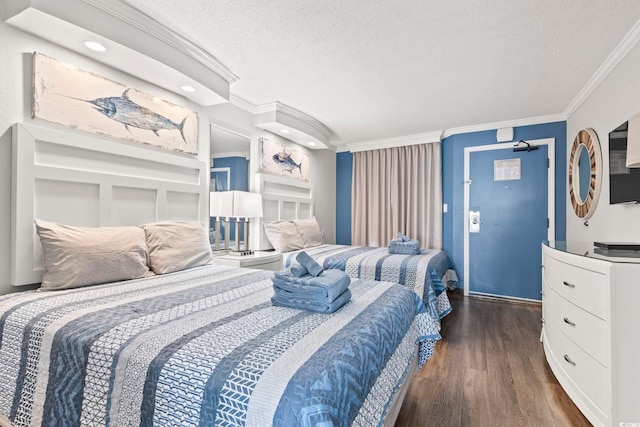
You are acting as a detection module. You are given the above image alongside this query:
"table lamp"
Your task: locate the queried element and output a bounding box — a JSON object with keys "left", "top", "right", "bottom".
{"left": 229, "top": 191, "right": 263, "bottom": 255}
{"left": 209, "top": 191, "right": 233, "bottom": 252}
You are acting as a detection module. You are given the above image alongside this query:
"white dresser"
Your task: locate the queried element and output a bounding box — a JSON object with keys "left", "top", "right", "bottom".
{"left": 542, "top": 242, "right": 640, "bottom": 427}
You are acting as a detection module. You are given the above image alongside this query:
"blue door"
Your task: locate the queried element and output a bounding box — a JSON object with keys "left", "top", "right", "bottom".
{"left": 468, "top": 145, "right": 549, "bottom": 300}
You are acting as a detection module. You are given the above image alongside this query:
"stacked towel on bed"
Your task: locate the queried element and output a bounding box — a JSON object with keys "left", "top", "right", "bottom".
{"left": 388, "top": 232, "right": 421, "bottom": 255}
{"left": 271, "top": 251, "right": 351, "bottom": 313}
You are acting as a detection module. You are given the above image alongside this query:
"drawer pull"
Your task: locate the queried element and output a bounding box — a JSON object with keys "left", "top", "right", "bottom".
{"left": 563, "top": 317, "right": 576, "bottom": 327}
{"left": 562, "top": 281, "right": 575, "bottom": 288}
{"left": 563, "top": 354, "right": 576, "bottom": 366}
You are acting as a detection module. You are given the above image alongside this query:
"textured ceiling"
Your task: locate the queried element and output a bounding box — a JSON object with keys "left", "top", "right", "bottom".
{"left": 123, "top": 0, "right": 640, "bottom": 146}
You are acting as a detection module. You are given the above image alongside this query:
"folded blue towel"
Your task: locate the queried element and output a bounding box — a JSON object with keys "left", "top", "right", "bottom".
{"left": 272, "top": 288, "right": 351, "bottom": 314}
{"left": 389, "top": 246, "right": 421, "bottom": 255}
{"left": 296, "top": 251, "right": 323, "bottom": 277}
{"left": 290, "top": 263, "right": 308, "bottom": 277}
{"left": 397, "top": 232, "right": 410, "bottom": 242}
{"left": 389, "top": 238, "right": 420, "bottom": 249}
{"left": 388, "top": 238, "right": 421, "bottom": 255}
{"left": 273, "top": 268, "right": 350, "bottom": 301}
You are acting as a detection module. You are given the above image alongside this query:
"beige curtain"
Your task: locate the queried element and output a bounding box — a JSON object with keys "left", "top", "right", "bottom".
{"left": 351, "top": 142, "right": 442, "bottom": 249}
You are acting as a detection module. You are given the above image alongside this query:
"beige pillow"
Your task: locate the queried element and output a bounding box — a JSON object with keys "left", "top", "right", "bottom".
{"left": 142, "top": 221, "right": 213, "bottom": 274}
{"left": 294, "top": 217, "right": 323, "bottom": 248}
{"left": 263, "top": 220, "right": 306, "bottom": 252}
{"left": 35, "top": 219, "right": 150, "bottom": 291}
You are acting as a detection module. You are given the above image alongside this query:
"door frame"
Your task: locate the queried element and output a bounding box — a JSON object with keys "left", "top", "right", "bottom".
{"left": 463, "top": 138, "right": 555, "bottom": 297}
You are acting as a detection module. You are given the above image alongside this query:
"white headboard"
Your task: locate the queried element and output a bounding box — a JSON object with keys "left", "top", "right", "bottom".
{"left": 252, "top": 173, "right": 314, "bottom": 250}
{"left": 11, "top": 123, "right": 207, "bottom": 287}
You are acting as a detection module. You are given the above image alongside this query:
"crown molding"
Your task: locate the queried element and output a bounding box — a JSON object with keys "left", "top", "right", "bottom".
{"left": 84, "top": 0, "right": 238, "bottom": 84}
{"left": 229, "top": 94, "right": 258, "bottom": 114}
{"left": 346, "top": 131, "right": 443, "bottom": 153}
{"left": 273, "top": 102, "right": 333, "bottom": 142}
{"left": 254, "top": 101, "right": 334, "bottom": 150}
{"left": 563, "top": 18, "right": 640, "bottom": 119}
{"left": 440, "top": 113, "right": 566, "bottom": 139}
{"left": 4, "top": 0, "right": 236, "bottom": 105}
{"left": 255, "top": 101, "right": 333, "bottom": 141}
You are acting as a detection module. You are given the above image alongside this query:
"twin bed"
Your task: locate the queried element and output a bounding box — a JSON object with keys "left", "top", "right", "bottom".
{"left": 1, "top": 123, "right": 458, "bottom": 426}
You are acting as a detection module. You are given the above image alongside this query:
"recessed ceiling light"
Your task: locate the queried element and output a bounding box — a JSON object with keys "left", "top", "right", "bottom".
{"left": 84, "top": 40, "right": 106, "bottom": 52}
{"left": 308, "top": 141, "right": 316, "bottom": 146}
{"left": 280, "top": 129, "right": 289, "bottom": 134}
{"left": 180, "top": 85, "right": 196, "bottom": 93}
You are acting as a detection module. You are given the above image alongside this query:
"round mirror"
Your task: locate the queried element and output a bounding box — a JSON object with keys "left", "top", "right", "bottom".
{"left": 569, "top": 128, "right": 602, "bottom": 219}
{"left": 577, "top": 144, "right": 591, "bottom": 203}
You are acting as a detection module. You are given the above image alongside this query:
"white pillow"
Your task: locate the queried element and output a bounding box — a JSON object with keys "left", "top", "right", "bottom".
{"left": 294, "top": 217, "right": 323, "bottom": 248}
{"left": 263, "top": 220, "right": 306, "bottom": 252}
{"left": 142, "top": 221, "right": 213, "bottom": 274}
{"left": 35, "top": 219, "right": 150, "bottom": 291}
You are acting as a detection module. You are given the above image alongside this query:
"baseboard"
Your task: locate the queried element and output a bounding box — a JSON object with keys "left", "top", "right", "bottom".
{"left": 468, "top": 291, "right": 542, "bottom": 305}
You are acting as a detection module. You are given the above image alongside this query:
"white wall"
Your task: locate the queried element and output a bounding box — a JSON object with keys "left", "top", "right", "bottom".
{"left": 566, "top": 39, "right": 640, "bottom": 242}
{"left": 207, "top": 103, "right": 255, "bottom": 138}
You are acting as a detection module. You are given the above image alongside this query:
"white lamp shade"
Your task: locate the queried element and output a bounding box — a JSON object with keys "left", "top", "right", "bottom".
{"left": 209, "top": 192, "right": 234, "bottom": 217}
{"left": 231, "top": 191, "right": 263, "bottom": 218}
{"left": 626, "top": 113, "right": 640, "bottom": 168}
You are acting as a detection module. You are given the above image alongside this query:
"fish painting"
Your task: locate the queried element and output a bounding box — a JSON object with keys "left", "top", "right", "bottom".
{"left": 273, "top": 149, "right": 303, "bottom": 175}
{"left": 32, "top": 52, "right": 199, "bottom": 154}
{"left": 69, "top": 89, "right": 189, "bottom": 143}
{"left": 259, "top": 137, "right": 309, "bottom": 181}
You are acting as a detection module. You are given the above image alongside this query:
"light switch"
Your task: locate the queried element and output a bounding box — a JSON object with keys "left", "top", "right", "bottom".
{"left": 443, "top": 203, "right": 448, "bottom": 213}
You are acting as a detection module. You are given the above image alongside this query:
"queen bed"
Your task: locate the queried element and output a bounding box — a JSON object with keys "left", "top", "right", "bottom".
{"left": 2, "top": 123, "right": 434, "bottom": 427}
{"left": 0, "top": 264, "right": 432, "bottom": 427}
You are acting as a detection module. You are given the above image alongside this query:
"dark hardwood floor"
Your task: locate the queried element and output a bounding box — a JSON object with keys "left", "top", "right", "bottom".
{"left": 395, "top": 291, "right": 592, "bottom": 427}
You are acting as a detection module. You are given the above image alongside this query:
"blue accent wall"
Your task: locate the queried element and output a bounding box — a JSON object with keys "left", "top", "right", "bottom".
{"left": 334, "top": 121, "right": 566, "bottom": 288}
{"left": 336, "top": 152, "right": 353, "bottom": 244}
{"left": 213, "top": 157, "right": 249, "bottom": 192}
{"left": 442, "top": 121, "right": 567, "bottom": 286}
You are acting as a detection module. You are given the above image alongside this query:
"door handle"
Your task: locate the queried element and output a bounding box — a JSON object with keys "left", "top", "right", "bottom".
{"left": 563, "top": 317, "right": 576, "bottom": 327}
{"left": 469, "top": 209, "right": 481, "bottom": 233}
{"left": 562, "top": 281, "right": 575, "bottom": 288}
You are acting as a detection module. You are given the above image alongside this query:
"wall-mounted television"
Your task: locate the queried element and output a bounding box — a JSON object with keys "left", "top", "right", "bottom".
{"left": 609, "top": 121, "right": 640, "bottom": 204}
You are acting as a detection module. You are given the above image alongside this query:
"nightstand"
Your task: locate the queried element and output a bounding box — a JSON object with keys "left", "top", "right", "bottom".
{"left": 212, "top": 251, "right": 283, "bottom": 271}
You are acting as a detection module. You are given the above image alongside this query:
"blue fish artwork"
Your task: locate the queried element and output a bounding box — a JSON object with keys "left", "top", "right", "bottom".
{"left": 273, "top": 150, "right": 303, "bottom": 175}
{"left": 71, "top": 89, "right": 189, "bottom": 143}
{"left": 33, "top": 53, "right": 199, "bottom": 154}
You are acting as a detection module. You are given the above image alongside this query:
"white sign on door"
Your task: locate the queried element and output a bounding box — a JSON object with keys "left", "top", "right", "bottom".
{"left": 494, "top": 158, "right": 521, "bottom": 181}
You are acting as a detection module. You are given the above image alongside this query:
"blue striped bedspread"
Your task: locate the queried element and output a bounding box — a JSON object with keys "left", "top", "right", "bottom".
{"left": 0, "top": 265, "right": 436, "bottom": 427}
{"left": 283, "top": 244, "right": 459, "bottom": 323}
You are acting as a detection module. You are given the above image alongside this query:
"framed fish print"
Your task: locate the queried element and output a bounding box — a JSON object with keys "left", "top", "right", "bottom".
{"left": 32, "top": 52, "right": 199, "bottom": 154}
{"left": 259, "top": 137, "right": 310, "bottom": 182}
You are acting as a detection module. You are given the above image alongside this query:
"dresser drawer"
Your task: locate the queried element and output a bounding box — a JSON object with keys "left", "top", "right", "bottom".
{"left": 545, "top": 320, "right": 608, "bottom": 413}
{"left": 544, "top": 255, "right": 607, "bottom": 319}
{"left": 548, "top": 289, "right": 608, "bottom": 366}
